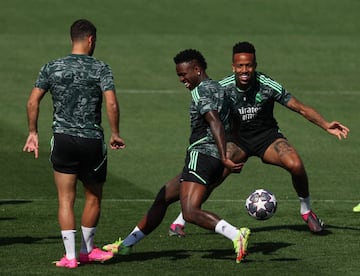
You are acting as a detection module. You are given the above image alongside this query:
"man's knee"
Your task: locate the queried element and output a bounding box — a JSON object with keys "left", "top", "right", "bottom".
{"left": 286, "top": 158, "right": 305, "bottom": 175}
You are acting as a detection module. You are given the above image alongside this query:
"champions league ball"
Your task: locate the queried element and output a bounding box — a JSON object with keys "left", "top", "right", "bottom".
{"left": 245, "top": 189, "right": 277, "bottom": 220}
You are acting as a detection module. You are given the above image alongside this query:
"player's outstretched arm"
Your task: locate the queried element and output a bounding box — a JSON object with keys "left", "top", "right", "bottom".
{"left": 286, "top": 97, "right": 350, "bottom": 140}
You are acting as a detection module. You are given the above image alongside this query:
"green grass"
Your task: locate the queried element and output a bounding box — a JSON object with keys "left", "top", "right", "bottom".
{"left": 1, "top": 0, "right": 360, "bottom": 275}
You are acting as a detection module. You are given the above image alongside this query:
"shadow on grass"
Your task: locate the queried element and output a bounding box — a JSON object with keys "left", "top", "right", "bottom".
{"left": 102, "top": 241, "right": 298, "bottom": 265}
{"left": 0, "top": 236, "right": 59, "bottom": 246}
{"left": 104, "top": 248, "right": 255, "bottom": 264}
{"left": 251, "top": 224, "right": 332, "bottom": 235}
{"left": 105, "top": 250, "right": 192, "bottom": 264}
{"left": 202, "top": 241, "right": 297, "bottom": 263}
{"left": 251, "top": 223, "right": 360, "bottom": 235}
{"left": 325, "top": 224, "right": 360, "bottom": 231}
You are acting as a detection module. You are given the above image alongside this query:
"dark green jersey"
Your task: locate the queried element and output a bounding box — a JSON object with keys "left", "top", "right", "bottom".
{"left": 35, "top": 54, "right": 115, "bottom": 139}
{"left": 187, "top": 79, "right": 230, "bottom": 159}
{"left": 219, "top": 72, "right": 292, "bottom": 135}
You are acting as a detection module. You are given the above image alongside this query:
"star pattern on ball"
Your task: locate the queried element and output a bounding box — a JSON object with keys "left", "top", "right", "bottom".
{"left": 255, "top": 198, "right": 268, "bottom": 211}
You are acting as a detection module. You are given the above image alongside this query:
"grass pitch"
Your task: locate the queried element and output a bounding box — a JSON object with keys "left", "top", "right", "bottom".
{"left": 1, "top": 0, "right": 359, "bottom": 275}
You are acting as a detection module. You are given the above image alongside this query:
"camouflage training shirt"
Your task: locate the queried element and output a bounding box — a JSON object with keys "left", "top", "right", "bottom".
{"left": 187, "top": 78, "right": 230, "bottom": 159}
{"left": 35, "top": 54, "right": 115, "bottom": 139}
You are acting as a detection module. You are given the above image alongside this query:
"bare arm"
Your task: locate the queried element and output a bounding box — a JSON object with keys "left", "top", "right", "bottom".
{"left": 103, "top": 90, "right": 125, "bottom": 149}
{"left": 23, "top": 87, "right": 46, "bottom": 158}
{"left": 205, "top": 110, "right": 243, "bottom": 172}
{"left": 286, "top": 96, "right": 349, "bottom": 140}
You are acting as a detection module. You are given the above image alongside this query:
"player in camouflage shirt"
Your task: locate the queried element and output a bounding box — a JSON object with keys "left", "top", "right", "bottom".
{"left": 35, "top": 54, "right": 115, "bottom": 139}
{"left": 103, "top": 49, "right": 250, "bottom": 264}
{"left": 187, "top": 77, "right": 231, "bottom": 160}
{"left": 23, "top": 19, "right": 125, "bottom": 268}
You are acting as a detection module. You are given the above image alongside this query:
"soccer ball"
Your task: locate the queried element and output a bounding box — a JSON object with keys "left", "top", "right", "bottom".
{"left": 245, "top": 189, "right": 277, "bottom": 220}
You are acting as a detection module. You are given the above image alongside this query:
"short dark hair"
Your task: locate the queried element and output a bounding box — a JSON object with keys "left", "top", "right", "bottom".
{"left": 173, "top": 49, "right": 207, "bottom": 70}
{"left": 70, "top": 19, "right": 96, "bottom": 42}
{"left": 232, "top": 41, "right": 256, "bottom": 61}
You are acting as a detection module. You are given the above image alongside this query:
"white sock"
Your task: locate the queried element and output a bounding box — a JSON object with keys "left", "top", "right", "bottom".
{"left": 122, "top": 226, "right": 146, "bottom": 247}
{"left": 299, "top": 196, "right": 311, "bottom": 215}
{"left": 80, "top": 226, "right": 96, "bottom": 254}
{"left": 172, "top": 212, "right": 186, "bottom": 226}
{"left": 61, "top": 230, "right": 76, "bottom": 259}
{"left": 215, "top": 219, "right": 239, "bottom": 240}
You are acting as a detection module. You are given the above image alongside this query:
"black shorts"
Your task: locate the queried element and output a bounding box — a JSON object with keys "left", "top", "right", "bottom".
{"left": 228, "top": 127, "right": 286, "bottom": 157}
{"left": 50, "top": 133, "right": 107, "bottom": 184}
{"left": 181, "top": 150, "right": 224, "bottom": 186}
